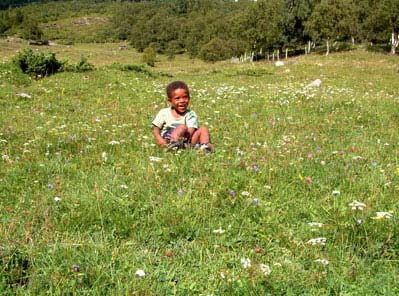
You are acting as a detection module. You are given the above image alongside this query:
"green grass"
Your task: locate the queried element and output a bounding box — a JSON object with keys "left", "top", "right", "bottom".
{"left": 0, "top": 44, "right": 399, "bottom": 295}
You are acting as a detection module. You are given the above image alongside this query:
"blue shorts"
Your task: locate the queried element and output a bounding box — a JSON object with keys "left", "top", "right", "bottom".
{"left": 162, "top": 128, "right": 174, "bottom": 140}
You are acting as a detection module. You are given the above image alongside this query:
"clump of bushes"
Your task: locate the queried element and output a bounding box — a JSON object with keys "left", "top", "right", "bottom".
{"left": 64, "top": 55, "right": 95, "bottom": 72}
{"left": 12, "top": 48, "right": 63, "bottom": 78}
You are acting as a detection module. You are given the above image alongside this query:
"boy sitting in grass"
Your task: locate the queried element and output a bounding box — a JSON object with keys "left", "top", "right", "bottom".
{"left": 152, "top": 80, "right": 213, "bottom": 153}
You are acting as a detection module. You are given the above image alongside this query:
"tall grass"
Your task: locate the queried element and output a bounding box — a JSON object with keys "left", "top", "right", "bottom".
{"left": 0, "top": 48, "right": 398, "bottom": 295}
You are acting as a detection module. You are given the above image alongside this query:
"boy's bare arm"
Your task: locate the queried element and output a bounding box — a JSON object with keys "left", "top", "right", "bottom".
{"left": 153, "top": 126, "right": 166, "bottom": 146}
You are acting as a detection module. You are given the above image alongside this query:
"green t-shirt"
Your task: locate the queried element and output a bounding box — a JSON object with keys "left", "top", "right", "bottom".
{"left": 152, "top": 107, "right": 198, "bottom": 137}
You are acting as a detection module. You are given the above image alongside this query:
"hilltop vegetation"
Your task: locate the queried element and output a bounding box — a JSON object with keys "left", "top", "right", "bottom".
{"left": 0, "top": 0, "right": 398, "bottom": 61}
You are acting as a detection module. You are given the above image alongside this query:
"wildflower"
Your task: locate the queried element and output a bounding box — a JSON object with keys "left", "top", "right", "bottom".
{"left": 332, "top": 190, "right": 340, "bottom": 196}
{"left": 240, "top": 258, "right": 251, "bottom": 269}
{"left": 307, "top": 237, "right": 327, "bottom": 246}
{"left": 372, "top": 212, "right": 393, "bottom": 220}
{"left": 154, "top": 104, "right": 159, "bottom": 110}
{"left": 314, "top": 259, "right": 329, "bottom": 265}
{"left": 259, "top": 264, "right": 271, "bottom": 275}
{"left": 252, "top": 198, "right": 259, "bottom": 204}
{"left": 348, "top": 200, "right": 366, "bottom": 211}
{"left": 95, "top": 117, "right": 101, "bottom": 122}
{"left": 108, "top": 140, "right": 120, "bottom": 145}
{"left": 254, "top": 246, "right": 263, "bottom": 253}
{"left": 212, "top": 228, "right": 225, "bottom": 234}
{"left": 177, "top": 189, "right": 183, "bottom": 195}
{"left": 72, "top": 265, "right": 80, "bottom": 272}
{"left": 165, "top": 250, "right": 173, "bottom": 257}
{"left": 229, "top": 190, "right": 236, "bottom": 196}
{"left": 135, "top": 269, "right": 145, "bottom": 277}
{"left": 305, "top": 177, "right": 312, "bottom": 183}
{"left": 320, "top": 160, "right": 326, "bottom": 165}
{"left": 54, "top": 197, "right": 61, "bottom": 202}
{"left": 372, "top": 162, "right": 378, "bottom": 167}
{"left": 356, "top": 219, "right": 362, "bottom": 225}
{"left": 308, "top": 222, "right": 323, "bottom": 228}
{"left": 149, "top": 156, "right": 163, "bottom": 162}
{"left": 252, "top": 164, "right": 260, "bottom": 172}
{"left": 316, "top": 146, "right": 321, "bottom": 152}
{"left": 48, "top": 183, "right": 54, "bottom": 190}
{"left": 241, "top": 191, "right": 250, "bottom": 196}
{"left": 120, "top": 184, "right": 128, "bottom": 189}
{"left": 102, "top": 152, "right": 108, "bottom": 162}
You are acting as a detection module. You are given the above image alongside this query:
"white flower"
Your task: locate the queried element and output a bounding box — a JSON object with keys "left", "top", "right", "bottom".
{"left": 348, "top": 200, "right": 366, "bottom": 211}
{"left": 259, "top": 264, "right": 271, "bottom": 275}
{"left": 314, "top": 259, "right": 329, "bottom": 265}
{"left": 307, "top": 237, "right": 327, "bottom": 246}
{"left": 241, "top": 191, "right": 250, "bottom": 196}
{"left": 308, "top": 222, "right": 323, "bottom": 228}
{"left": 372, "top": 212, "right": 393, "bottom": 220}
{"left": 135, "top": 269, "right": 145, "bottom": 277}
{"left": 212, "top": 228, "right": 225, "bottom": 234}
{"left": 54, "top": 197, "right": 61, "bottom": 202}
{"left": 332, "top": 190, "right": 341, "bottom": 196}
{"left": 120, "top": 184, "right": 128, "bottom": 189}
{"left": 108, "top": 140, "right": 120, "bottom": 145}
{"left": 240, "top": 258, "right": 251, "bottom": 269}
{"left": 102, "top": 152, "right": 108, "bottom": 162}
{"left": 149, "top": 156, "right": 163, "bottom": 162}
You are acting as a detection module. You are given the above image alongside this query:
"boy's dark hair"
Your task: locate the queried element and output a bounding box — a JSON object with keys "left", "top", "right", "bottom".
{"left": 166, "top": 81, "right": 190, "bottom": 99}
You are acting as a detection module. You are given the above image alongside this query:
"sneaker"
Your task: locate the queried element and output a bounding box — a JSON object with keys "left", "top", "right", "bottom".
{"left": 196, "top": 143, "right": 212, "bottom": 154}
{"left": 166, "top": 141, "right": 182, "bottom": 150}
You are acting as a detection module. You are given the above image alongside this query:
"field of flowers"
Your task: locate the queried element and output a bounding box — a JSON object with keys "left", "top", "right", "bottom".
{"left": 0, "top": 48, "right": 398, "bottom": 295}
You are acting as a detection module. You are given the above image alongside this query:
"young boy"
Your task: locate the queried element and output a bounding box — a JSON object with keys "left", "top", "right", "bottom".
{"left": 152, "top": 81, "right": 213, "bottom": 152}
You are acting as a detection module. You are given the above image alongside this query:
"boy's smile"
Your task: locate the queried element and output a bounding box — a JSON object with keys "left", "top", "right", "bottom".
{"left": 169, "top": 88, "right": 190, "bottom": 115}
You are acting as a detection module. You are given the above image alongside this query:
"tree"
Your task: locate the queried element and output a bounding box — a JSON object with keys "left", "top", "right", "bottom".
{"left": 305, "top": 0, "right": 358, "bottom": 55}
{"left": 142, "top": 46, "right": 156, "bottom": 67}
{"left": 199, "top": 37, "right": 234, "bottom": 62}
{"left": 367, "top": 0, "right": 399, "bottom": 54}
{"left": 20, "top": 16, "right": 43, "bottom": 41}
{"left": 242, "top": 0, "right": 285, "bottom": 55}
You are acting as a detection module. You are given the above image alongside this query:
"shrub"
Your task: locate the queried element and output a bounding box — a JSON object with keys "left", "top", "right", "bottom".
{"left": 142, "top": 47, "right": 156, "bottom": 67}
{"left": 73, "top": 55, "right": 95, "bottom": 72}
{"left": 199, "top": 38, "right": 234, "bottom": 62}
{"left": 12, "top": 48, "right": 63, "bottom": 78}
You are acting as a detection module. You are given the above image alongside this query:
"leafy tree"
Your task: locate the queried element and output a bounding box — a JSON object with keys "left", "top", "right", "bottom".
{"left": 20, "top": 16, "right": 43, "bottom": 41}
{"left": 142, "top": 46, "right": 156, "bottom": 67}
{"left": 199, "top": 37, "right": 234, "bottom": 62}
{"left": 305, "top": 0, "right": 358, "bottom": 55}
{"left": 242, "top": 0, "right": 285, "bottom": 54}
{"left": 367, "top": 0, "right": 399, "bottom": 54}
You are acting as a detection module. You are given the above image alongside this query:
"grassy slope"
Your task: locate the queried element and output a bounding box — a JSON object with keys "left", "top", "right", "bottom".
{"left": 0, "top": 45, "right": 399, "bottom": 295}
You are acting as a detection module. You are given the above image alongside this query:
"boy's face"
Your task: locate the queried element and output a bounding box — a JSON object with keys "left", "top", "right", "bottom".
{"left": 168, "top": 88, "right": 190, "bottom": 115}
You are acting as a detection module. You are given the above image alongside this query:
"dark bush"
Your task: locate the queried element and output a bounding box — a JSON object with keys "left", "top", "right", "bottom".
{"left": 12, "top": 48, "right": 63, "bottom": 78}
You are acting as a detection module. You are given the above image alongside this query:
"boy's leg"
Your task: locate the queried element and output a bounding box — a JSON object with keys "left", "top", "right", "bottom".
{"left": 169, "top": 124, "right": 189, "bottom": 142}
{"left": 191, "top": 126, "right": 213, "bottom": 148}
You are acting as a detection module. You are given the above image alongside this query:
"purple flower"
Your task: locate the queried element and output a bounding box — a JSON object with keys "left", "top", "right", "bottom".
{"left": 253, "top": 164, "right": 260, "bottom": 172}
{"left": 177, "top": 189, "right": 183, "bottom": 195}
{"left": 72, "top": 265, "right": 80, "bottom": 272}
{"left": 316, "top": 146, "right": 321, "bottom": 152}
{"left": 48, "top": 184, "right": 54, "bottom": 189}
{"left": 229, "top": 190, "right": 236, "bottom": 196}
{"left": 356, "top": 219, "right": 362, "bottom": 225}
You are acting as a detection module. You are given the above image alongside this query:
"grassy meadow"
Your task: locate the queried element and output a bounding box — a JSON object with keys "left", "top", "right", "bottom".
{"left": 0, "top": 42, "right": 399, "bottom": 295}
